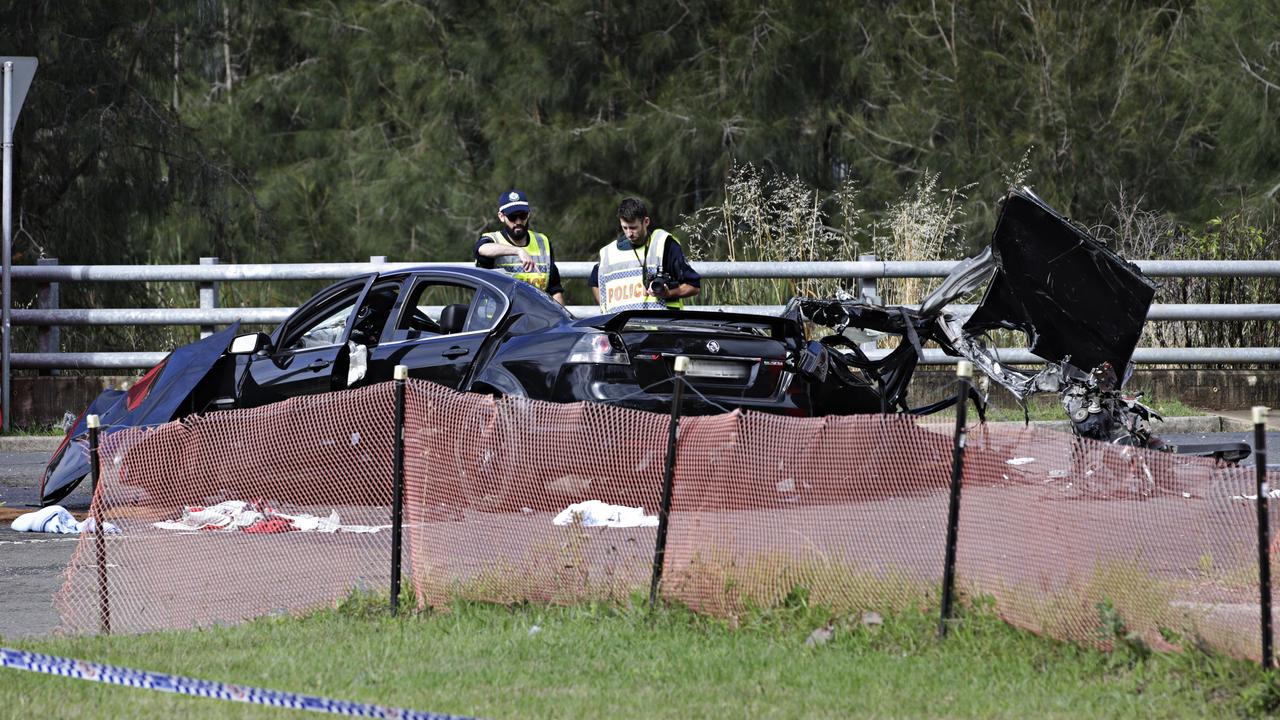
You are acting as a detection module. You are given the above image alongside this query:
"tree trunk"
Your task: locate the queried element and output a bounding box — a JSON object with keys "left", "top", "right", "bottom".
{"left": 172, "top": 24, "right": 180, "bottom": 112}
{"left": 223, "top": 4, "right": 233, "bottom": 100}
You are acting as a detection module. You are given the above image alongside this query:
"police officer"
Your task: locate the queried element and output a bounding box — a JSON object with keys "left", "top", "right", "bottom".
{"left": 475, "top": 189, "right": 565, "bottom": 305}
{"left": 590, "top": 197, "right": 700, "bottom": 312}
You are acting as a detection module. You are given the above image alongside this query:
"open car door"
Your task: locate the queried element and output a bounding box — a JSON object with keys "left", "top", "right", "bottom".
{"left": 241, "top": 274, "right": 376, "bottom": 405}
{"left": 367, "top": 273, "right": 509, "bottom": 389}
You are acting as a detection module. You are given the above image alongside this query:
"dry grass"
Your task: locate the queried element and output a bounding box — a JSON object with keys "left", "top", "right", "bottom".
{"left": 664, "top": 547, "right": 933, "bottom": 619}
{"left": 679, "top": 164, "right": 973, "bottom": 310}
{"left": 1094, "top": 190, "right": 1280, "bottom": 350}
{"left": 871, "top": 170, "right": 971, "bottom": 306}
{"left": 679, "top": 164, "right": 863, "bottom": 305}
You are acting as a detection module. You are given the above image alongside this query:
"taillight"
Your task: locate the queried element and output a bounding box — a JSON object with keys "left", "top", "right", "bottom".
{"left": 566, "top": 332, "right": 630, "bottom": 365}
{"left": 127, "top": 358, "right": 168, "bottom": 411}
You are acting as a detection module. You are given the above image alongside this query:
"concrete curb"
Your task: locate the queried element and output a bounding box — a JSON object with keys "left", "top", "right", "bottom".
{"left": 0, "top": 436, "right": 63, "bottom": 453}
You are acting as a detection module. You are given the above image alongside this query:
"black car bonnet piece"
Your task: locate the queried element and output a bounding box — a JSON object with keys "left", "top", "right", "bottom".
{"left": 963, "top": 190, "right": 1158, "bottom": 373}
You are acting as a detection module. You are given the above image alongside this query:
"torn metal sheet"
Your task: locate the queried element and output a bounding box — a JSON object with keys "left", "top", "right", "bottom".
{"left": 962, "top": 189, "right": 1159, "bottom": 373}
{"left": 39, "top": 323, "right": 243, "bottom": 504}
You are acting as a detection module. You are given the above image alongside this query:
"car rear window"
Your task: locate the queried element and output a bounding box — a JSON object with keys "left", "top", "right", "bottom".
{"left": 620, "top": 318, "right": 776, "bottom": 337}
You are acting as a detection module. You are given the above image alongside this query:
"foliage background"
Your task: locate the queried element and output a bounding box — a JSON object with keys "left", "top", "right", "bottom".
{"left": 2, "top": 0, "right": 1278, "bottom": 317}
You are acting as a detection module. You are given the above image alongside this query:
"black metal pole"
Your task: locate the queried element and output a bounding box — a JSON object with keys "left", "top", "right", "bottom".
{"left": 939, "top": 361, "right": 972, "bottom": 638}
{"left": 89, "top": 414, "right": 110, "bottom": 636}
{"left": 650, "top": 356, "right": 689, "bottom": 608}
{"left": 1255, "top": 406, "right": 1272, "bottom": 668}
{"left": 391, "top": 365, "right": 407, "bottom": 616}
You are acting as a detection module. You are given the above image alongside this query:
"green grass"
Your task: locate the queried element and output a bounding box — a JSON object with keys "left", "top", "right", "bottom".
{"left": 4, "top": 594, "right": 1278, "bottom": 719}
{"left": 0, "top": 423, "right": 66, "bottom": 436}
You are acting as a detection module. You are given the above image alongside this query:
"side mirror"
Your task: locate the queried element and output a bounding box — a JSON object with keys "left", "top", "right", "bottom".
{"left": 229, "top": 332, "right": 271, "bottom": 355}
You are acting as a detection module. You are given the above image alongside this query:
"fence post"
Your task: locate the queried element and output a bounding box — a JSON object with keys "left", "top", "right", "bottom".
{"left": 939, "top": 360, "right": 972, "bottom": 638}
{"left": 1256, "top": 405, "right": 1272, "bottom": 668}
{"left": 650, "top": 355, "right": 689, "bottom": 609}
{"left": 36, "top": 257, "right": 59, "bottom": 376}
{"left": 88, "top": 414, "right": 110, "bottom": 635}
{"left": 391, "top": 365, "right": 407, "bottom": 616}
{"left": 198, "top": 257, "right": 219, "bottom": 339}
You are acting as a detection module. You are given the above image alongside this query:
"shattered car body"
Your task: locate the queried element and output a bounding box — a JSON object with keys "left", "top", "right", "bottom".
{"left": 41, "top": 187, "right": 1245, "bottom": 505}
{"left": 790, "top": 188, "right": 1249, "bottom": 461}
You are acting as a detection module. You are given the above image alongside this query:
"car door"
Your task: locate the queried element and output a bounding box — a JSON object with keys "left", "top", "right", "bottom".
{"left": 245, "top": 274, "right": 376, "bottom": 403}
{"left": 368, "top": 274, "right": 509, "bottom": 389}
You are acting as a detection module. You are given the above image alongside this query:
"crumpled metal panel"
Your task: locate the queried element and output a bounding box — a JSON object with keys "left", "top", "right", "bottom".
{"left": 963, "top": 189, "right": 1158, "bottom": 373}
{"left": 39, "top": 323, "right": 242, "bottom": 504}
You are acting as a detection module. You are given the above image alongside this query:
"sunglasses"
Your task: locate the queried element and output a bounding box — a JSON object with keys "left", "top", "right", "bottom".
{"left": 505, "top": 212, "right": 530, "bottom": 223}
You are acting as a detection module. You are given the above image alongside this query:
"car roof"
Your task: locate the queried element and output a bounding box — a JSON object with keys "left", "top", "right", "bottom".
{"left": 374, "top": 264, "right": 521, "bottom": 289}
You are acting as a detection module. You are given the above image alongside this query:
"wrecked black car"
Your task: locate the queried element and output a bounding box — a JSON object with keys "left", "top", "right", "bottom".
{"left": 41, "top": 267, "right": 821, "bottom": 503}
{"left": 40, "top": 187, "right": 1245, "bottom": 505}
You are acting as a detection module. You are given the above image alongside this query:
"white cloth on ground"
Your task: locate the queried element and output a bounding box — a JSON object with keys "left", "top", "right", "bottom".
{"left": 552, "top": 500, "right": 658, "bottom": 528}
{"left": 152, "top": 500, "right": 387, "bottom": 534}
{"left": 152, "top": 500, "right": 263, "bottom": 531}
{"left": 11, "top": 505, "right": 120, "bottom": 534}
{"left": 274, "top": 510, "right": 384, "bottom": 534}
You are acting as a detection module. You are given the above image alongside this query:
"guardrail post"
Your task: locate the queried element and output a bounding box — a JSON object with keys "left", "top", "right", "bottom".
{"left": 391, "top": 364, "right": 407, "bottom": 616}
{"left": 650, "top": 355, "right": 689, "bottom": 609}
{"left": 36, "top": 257, "right": 59, "bottom": 376}
{"left": 88, "top": 414, "right": 110, "bottom": 635}
{"left": 198, "top": 256, "right": 218, "bottom": 339}
{"left": 857, "top": 253, "right": 878, "bottom": 301}
{"left": 1255, "top": 405, "right": 1272, "bottom": 668}
{"left": 857, "top": 253, "right": 880, "bottom": 353}
{"left": 370, "top": 255, "right": 387, "bottom": 265}
{"left": 939, "top": 360, "right": 973, "bottom": 638}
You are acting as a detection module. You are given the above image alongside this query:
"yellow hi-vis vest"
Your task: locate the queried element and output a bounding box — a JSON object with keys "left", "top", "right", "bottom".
{"left": 483, "top": 230, "right": 552, "bottom": 291}
{"left": 597, "top": 229, "right": 684, "bottom": 312}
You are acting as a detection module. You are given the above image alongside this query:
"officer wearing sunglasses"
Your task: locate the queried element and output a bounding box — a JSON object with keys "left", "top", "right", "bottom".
{"left": 475, "top": 189, "right": 565, "bottom": 305}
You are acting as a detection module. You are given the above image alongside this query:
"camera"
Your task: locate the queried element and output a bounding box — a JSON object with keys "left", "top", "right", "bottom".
{"left": 646, "top": 271, "right": 678, "bottom": 294}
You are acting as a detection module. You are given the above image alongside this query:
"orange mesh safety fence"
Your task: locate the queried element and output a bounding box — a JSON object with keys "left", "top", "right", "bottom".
{"left": 404, "top": 383, "right": 664, "bottom": 608}
{"left": 952, "top": 422, "right": 1270, "bottom": 659}
{"left": 660, "top": 412, "right": 954, "bottom": 616}
{"left": 55, "top": 379, "right": 1279, "bottom": 662}
{"left": 57, "top": 383, "right": 396, "bottom": 635}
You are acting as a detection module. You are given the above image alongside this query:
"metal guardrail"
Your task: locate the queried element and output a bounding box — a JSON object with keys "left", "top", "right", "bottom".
{"left": 13, "top": 259, "right": 1280, "bottom": 281}
{"left": 6, "top": 257, "right": 1280, "bottom": 370}
{"left": 13, "top": 303, "right": 1280, "bottom": 326}
{"left": 14, "top": 347, "right": 1280, "bottom": 371}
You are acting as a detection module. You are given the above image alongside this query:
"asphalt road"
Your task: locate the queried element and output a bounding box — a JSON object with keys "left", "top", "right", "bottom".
{"left": 0, "top": 450, "right": 94, "bottom": 641}
{"left": 0, "top": 428, "right": 1277, "bottom": 641}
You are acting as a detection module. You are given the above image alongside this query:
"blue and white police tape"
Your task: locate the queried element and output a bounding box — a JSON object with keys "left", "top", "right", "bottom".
{"left": 2, "top": 647, "right": 478, "bottom": 719}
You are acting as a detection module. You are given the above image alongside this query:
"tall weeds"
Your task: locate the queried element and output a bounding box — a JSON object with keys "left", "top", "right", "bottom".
{"left": 870, "top": 171, "right": 970, "bottom": 306}
{"left": 679, "top": 164, "right": 970, "bottom": 308}
{"left": 1095, "top": 192, "right": 1280, "bottom": 350}
{"left": 679, "top": 164, "right": 863, "bottom": 305}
